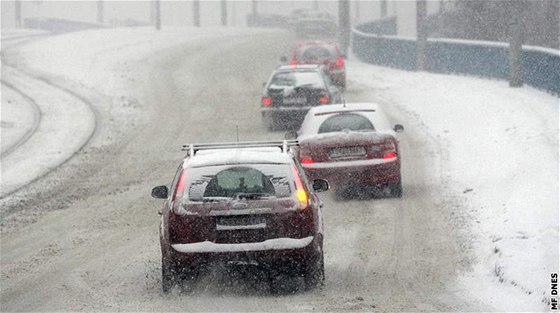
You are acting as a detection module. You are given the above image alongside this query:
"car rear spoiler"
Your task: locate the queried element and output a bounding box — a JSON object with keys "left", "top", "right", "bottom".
{"left": 181, "top": 140, "right": 299, "bottom": 156}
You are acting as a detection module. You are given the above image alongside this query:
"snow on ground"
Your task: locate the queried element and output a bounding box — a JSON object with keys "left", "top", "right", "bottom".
{"left": 1, "top": 26, "right": 277, "bottom": 197}
{"left": 9, "top": 26, "right": 276, "bottom": 94}
{"left": 1, "top": 25, "right": 557, "bottom": 310}
{"left": 1, "top": 63, "right": 96, "bottom": 197}
{"left": 0, "top": 81, "right": 37, "bottom": 155}
{"left": 347, "top": 59, "right": 559, "bottom": 311}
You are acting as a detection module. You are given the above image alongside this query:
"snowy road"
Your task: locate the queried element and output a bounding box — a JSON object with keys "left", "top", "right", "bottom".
{"left": 0, "top": 28, "right": 556, "bottom": 311}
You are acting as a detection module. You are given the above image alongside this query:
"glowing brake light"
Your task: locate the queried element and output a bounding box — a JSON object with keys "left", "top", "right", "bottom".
{"left": 289, "top": 60, "right": 297, "bottom": 65}
{"left": 373, "top": 141, "right": 397, "bottom": 159}
{"left": 336, "top": 57, "right": 344, "bottom": 67}
{"left": 261, "top": 96, "right": 272, "bottom": 106}
{"left": 300, "top": 157, "right": 314, "bottom": 164}
{"left": 172, "top": 169, "right": 187, "bottom": 207}
{"left": 383, "top": 151, "right": 397, "bottom": 159}
{"left": 318, "top": 95, "right": 329, "bottom": 104}
{"left": 290, "top": 165, "right": 309, "bottom": 209}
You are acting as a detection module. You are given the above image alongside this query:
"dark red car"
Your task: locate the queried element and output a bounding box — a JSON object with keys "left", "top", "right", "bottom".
{"left": 283, "top": 40, "right": 346, "bottom": 89}
{"left": 151, "top": 141, "right": 329, "bottom": 293}
{"left": 286, "top": 103, "right": 404, "bottom": 198}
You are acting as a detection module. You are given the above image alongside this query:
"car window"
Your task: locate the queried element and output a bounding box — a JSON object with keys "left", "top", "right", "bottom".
{"left": 185, "top": 164, "right": 292, "bottom": 202}
{"left": 270, "top": 71, "right": 325, "bottom": 89}
{"left": 318, "top": 113, "right": 375, "bottom": 134}
{"left": 297, "top": 46, "right": 336, "bottom": 62}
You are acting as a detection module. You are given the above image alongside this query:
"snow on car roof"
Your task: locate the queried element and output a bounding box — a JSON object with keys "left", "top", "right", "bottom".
{"left": 276, "top": 64, "right": 322, "bottom": 71}
{"left": 298, "top": 103, "right": 394, "bottom": 137}
{"left": 295, "top": 40, "right": 338, "bottom": 47}
{"left": 184, "top": 147, "right": 292, "bottom": 168}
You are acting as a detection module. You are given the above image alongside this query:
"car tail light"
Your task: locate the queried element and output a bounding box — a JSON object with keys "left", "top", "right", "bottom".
{"left": 290, "top": 165, "right": 309, "bottom": 210}
{"left": 383, "top": 151, "right": 397, "bottom": 159}
{"left": 373, "top": 141, "right": 397, "bottom": 159}
{"left": 300, "top": 157, "right": 314, "bottom": 164}
{"left": 336, "top": 57, "right": 344, "bottom": 67}
{"left": 261, "top": 96, "right": 272, "bottom": 106}
{"left": 318, "top": 95, "right": 330, "bottom": 104}
{"left": 171, "top": 169, "right": 187, "bottom": 209}
{"left": 290, "top": 60, "right": 297, "bottom": 65}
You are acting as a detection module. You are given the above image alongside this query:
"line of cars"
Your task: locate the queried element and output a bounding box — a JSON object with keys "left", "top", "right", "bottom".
{"left": 151, "top": 40, "right": 405, "bottom": 293}
{"left": 260, "top": 40, "right": 346, "bottom": 130}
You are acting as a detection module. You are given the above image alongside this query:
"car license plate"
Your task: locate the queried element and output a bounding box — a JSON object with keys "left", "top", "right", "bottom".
{"left": 216, "top": 216, "right": 266, "bottom": 231}
{"left": 329, "top": 146, "right": 366, "bottom": 158}
{"left": 283, "top": 97, "right": 307, "bottom": 105}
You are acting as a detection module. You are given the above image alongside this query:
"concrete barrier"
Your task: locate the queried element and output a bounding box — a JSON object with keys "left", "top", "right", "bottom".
{"left": 352, "top": 28, "right": 560, "bottom": 95}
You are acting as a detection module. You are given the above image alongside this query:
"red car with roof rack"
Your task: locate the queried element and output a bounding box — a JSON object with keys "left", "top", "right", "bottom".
{"left": 282, "top": 40, "right": 346, "bottom": 90}
{"left": 151, "top": 140, "right": 329, "bottom": 293}
{"left": 286, "top": 103, "right": 404, "bottom": 198}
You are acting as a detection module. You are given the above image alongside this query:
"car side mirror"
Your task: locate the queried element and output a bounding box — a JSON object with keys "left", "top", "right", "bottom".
{"left": 312, "top": 179, "right": 329, "bottom": 192}
{"left": 280, "top": 56, "right": 288, "bottom": 62}
{"left": 262, "top": 81, "right": 267, "bottom": 87}
{"left": 393, "top": 124, "right": 404, "bottom": 133}
{"left": 285, "top": 130, "right": 298, "bottom": 140}
{"left": 151, "top": 185, "right": 168, "bottom": 199}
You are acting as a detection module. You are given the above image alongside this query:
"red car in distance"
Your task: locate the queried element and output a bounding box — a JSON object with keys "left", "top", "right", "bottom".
{"left": 286, "top": 103, "right": 404, "bottom": 198}
{"left": 282, "top": 40, "right": 346, "bottom": 90}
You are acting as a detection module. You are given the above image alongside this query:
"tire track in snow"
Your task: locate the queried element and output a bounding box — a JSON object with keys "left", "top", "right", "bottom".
{"left": 0, "top": 64, "right": 100, "bottom": 199}
{"left": 0, "top": 81, "right": 42, "bottom": 157}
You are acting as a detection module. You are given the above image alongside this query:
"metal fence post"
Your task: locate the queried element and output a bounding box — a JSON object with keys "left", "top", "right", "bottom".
{"left": 193, "top": 0, "right": 200, "bottom": 27}
{"left": 221, "top": 0, "right": 227, "bottom": 26}
{"left": 15, "top": 0, "right": 22, "bottom": 28}
{"left": 509, "top": 0, "right": 524, "bottom": 87}
{"left": 97, "top": 0, "right": 103, "bottom": 24}
{"left": 416, "top": 0, "right": 427, "bottom": 71}
{"left": 154, "top": 0, "right": 161, "bottom": 30}
{"left": 380, "top": 0, "right": 387, "bottom": 18}
{"left": 338, "top": 0, "right": 351, "bottom": 56}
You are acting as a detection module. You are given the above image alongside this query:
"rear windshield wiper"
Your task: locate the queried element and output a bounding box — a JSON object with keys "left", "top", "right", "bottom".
{"left": 201, "top": 197, "right": 230, "bottom": 203}
{"left": 233, "top": 193, "right": 275, "bottom": 200}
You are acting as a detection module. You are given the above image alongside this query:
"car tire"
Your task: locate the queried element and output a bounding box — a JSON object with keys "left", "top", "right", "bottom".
{"left": 161, "top": 257, "right": 177, "bottom": 293}
{"left": 262, "top": 112, "right": 276, "bottom": 131}
{"left": 334, "top": 186, "right": 349, "bottom": 201}
{"left": 390, "top": 176, "right": 403, "bottom": 198}
{"left": 337, "top": 80, "right": 346, "bottom": 91}
{"left": 303, "top": 250, "right": 325, "bottom": 291}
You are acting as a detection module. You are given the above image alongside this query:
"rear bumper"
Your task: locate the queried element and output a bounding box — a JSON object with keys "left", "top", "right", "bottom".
{"left": 303, "top": 158, "right": 400, "bottom": 186}
{"left": 172, "top": 236, "right": 313, "bottom": 254}
{"left": 169, "top": 235, "right": 320, "bottom": 267}
{"left": 261, "top": 106, "right": 313, "bottom": 113}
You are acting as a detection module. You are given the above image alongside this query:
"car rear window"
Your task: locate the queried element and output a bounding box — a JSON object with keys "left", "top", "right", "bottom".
{"left": 318, "top": 113, "right": 375, "bottom": 134}
{"left": 269, "top": 71, "right": 325, "bottom": 89}
{"left": 185, "top": 164, "right": 293, "bottom": 202}
{"left": 297, "top": 45, "right": 336, "bottom": 61}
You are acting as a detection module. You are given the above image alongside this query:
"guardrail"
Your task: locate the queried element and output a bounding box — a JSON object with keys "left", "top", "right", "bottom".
{"left": 352, "top": 28, "right": 560, "bottom": 95}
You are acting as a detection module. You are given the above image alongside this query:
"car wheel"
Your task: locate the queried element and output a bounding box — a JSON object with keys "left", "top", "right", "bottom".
{"left": 337, "top": 80, "right": 346, "bottom": 91}
{"left": 161, "top": 257, "right": 177, "bottom": 293}
{"left": 268, "top": 264, "right": 298, "bottom": 294}
{"left": 303, "top": 251, "right": 325, "bottom": 290}
{"left": 262, "top": 112, "right": 276, "bottom": 131}
{"left": 334, "top": 186, "right": 349, "bottom": 201}
{"left": 177, "top": 267, "right": 199, "bottom": 293}
{"left": 390, "top": 176, "right": 403, "bottom": 198}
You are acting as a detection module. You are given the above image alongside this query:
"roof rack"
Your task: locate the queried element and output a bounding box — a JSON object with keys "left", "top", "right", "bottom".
{"left": 181, "top": 140, "right": 299, "bottom": 156}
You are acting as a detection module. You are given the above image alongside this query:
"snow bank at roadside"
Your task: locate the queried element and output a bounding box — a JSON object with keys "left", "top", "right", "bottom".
{"left": 347, "top": 59, "right": 559, "bottom": 311}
